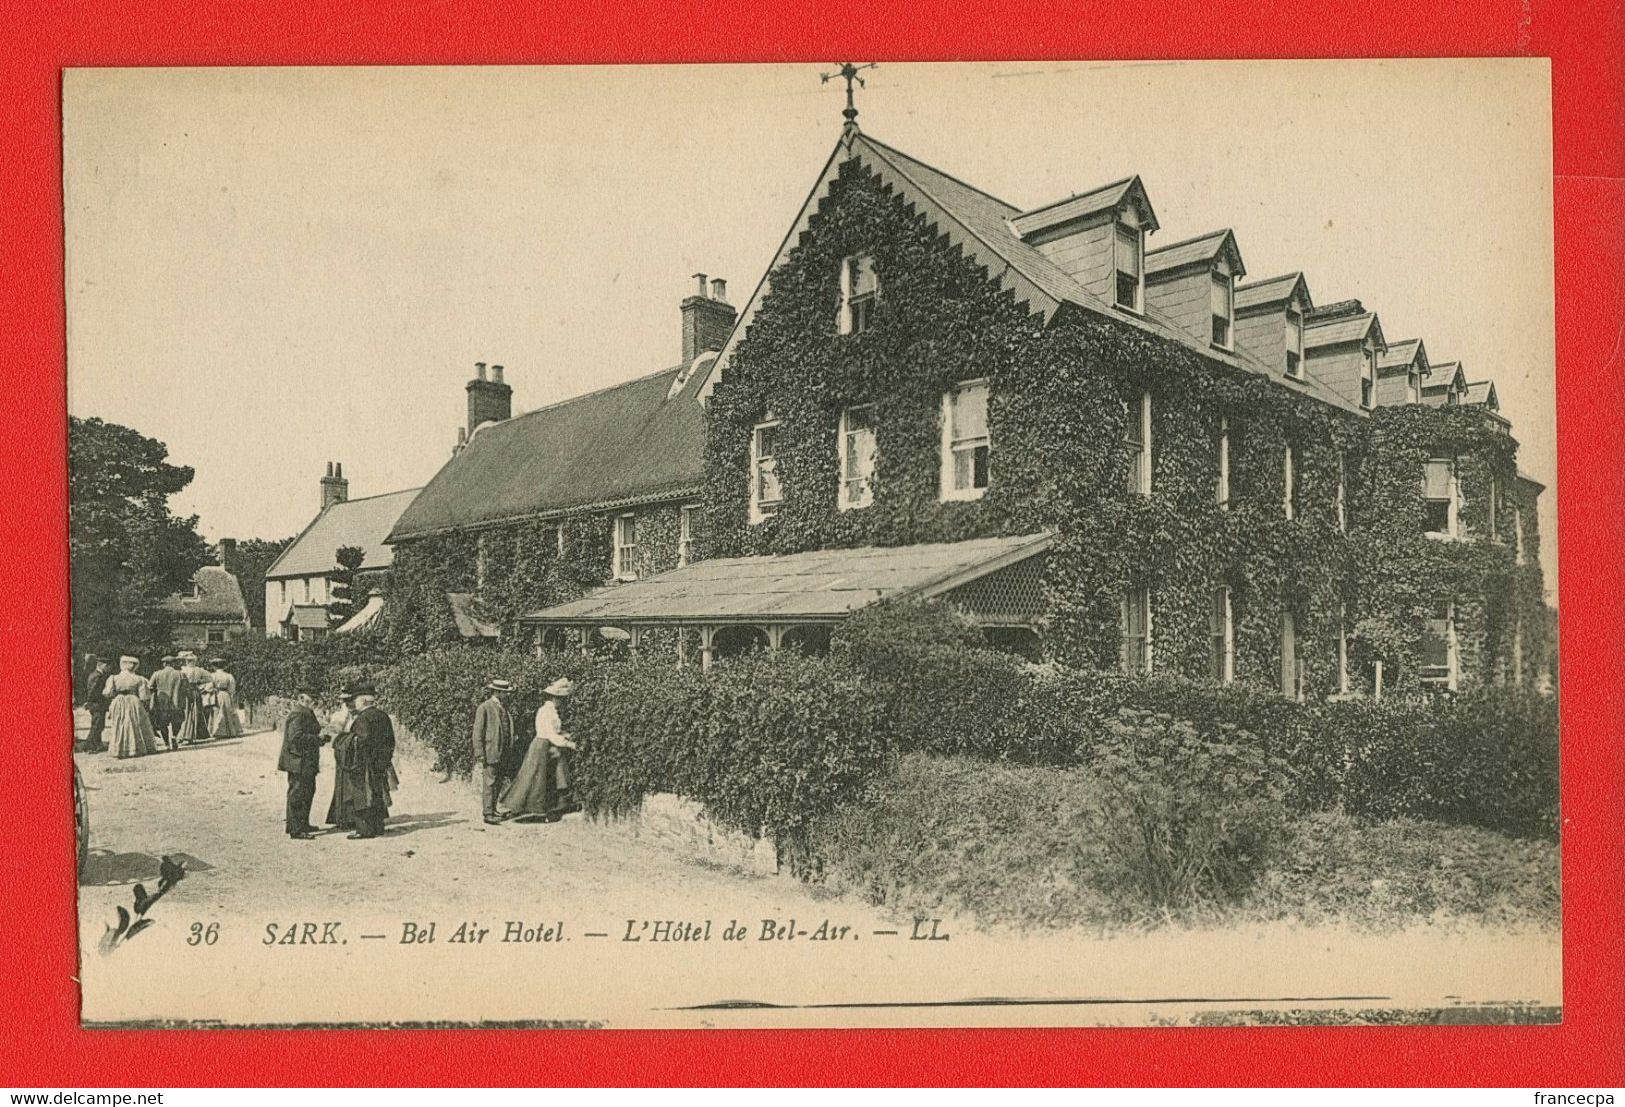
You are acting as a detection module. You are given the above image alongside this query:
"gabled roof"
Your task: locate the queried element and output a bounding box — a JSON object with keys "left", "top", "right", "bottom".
{"left": 160, "top": 566, "right": 248, "bottom": 624}
{"left": 283, "top": 603, "right": 330, "bottom": 630}
{"left": 1010, "top": 176, "right": 1160, "bottom": 239}
{"left": 520, "top": 532, "right": 1054, "bottom": 626}
{"left": 1235, "top": 272, "right": 1312, "bottom": 313}
{"left": 1378, "top": 338, "right": 1429, "bottom": 376}
{"left": 1465, "top": 380, "right": 1500, "bottom": 409}
{"left": 698, "top": 130, "right": 1361, "bottom": 418}
{"left": 266, "top": 488, "right": 422, "bottom": 580}
{"left": 1305, "top": 308, "right": 1385, "bottom": 351}
{"left": 1422, "top": 360, "right": 1468, "bottom": 397}
{"left": 389, "top": 365, "right": 706, "bottom": 542}
{"left": 1146, "top": 229, "right": 1245, "bottom": 279}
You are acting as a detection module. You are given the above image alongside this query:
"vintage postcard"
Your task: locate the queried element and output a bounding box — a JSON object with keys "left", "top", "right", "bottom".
{"left": 65, "top": 60, "right": 1559, "bottom": 1028}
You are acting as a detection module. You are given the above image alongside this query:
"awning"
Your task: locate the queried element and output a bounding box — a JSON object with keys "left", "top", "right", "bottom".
{"left": 334, "top": 594, "right": 384, "bottom": 635}
{"left": 520, "top": 532, "right": 1053, "bottom": 629}
{"left": 284, "top": 604, "right": 330, "bottom": 631}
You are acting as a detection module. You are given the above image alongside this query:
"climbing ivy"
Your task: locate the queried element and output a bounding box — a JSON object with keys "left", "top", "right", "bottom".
{"left": 703, "top": 158, "right": 1547, "bottom": 695}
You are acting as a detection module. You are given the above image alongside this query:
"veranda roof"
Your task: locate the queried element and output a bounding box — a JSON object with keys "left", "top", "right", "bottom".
{"left": 520, "top": 532, "right": 1054, "bottom": 627}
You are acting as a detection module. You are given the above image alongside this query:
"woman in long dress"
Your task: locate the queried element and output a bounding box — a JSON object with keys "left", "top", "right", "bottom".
{"left": 501, "top": 678, "right": 578, "bottom": 820}
{"left": 206, "top": 659, "right": 244, "bottom": 738}
{"left": 103, "top": 655, "right": 159, "bottom": 759}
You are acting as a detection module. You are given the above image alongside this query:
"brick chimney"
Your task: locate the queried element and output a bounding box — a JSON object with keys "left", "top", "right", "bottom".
{"left": 320, "top": 461, "right": 349, "bottom": 511}
{"left": 681, "top": 273, "right": 737, "bottom": 364}
{"left": 467, "top": 361, "right": 513, "bottom": 437}
{"left": 217, "top": 538, "right": 237, "bottom": 574}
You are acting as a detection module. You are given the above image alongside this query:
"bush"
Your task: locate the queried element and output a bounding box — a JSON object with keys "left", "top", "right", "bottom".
{"left": 830, "top": 601, "right": 1034, "bottom": 759}
{"left": 377, "top": 646, "right": 891, "bottom": 857}
{"left": 1085, "top": 709, "right": 1291, "bottom": 913}
{"left": 220, "top": 633, "right": 398, "bottom": 705}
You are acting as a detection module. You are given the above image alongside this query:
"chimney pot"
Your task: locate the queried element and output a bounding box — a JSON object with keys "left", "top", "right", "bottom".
{"left": 693, "top": 273, "right": 708, "bottom": 297}
{"left": 710, "top": 278, "right": 728, "bottom": 303}
{"left": 475, "top": 361, "right": 488, "bottom": 381}
{"left": 320, "top": 461, "right": 350, "bottom": 511}
{"left": 490, "top": 364, "right": 504, "bottom": 384}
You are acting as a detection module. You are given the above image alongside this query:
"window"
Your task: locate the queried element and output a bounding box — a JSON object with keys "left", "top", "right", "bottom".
{"left": 303, "top": 578, "right": 312, "bottom": 602}
{"left": 1420, "top": 599, "right": 1457, "bottom": 690}
{"left": 1120, "top": 586, "right": 1152, "bottom": 675}
{"left": 1114, "top": 222, "right": 1143, "bottom": 312}
{"left": 1280, "top": 608, "right": 1304, "bottom": 700}
{"left": 613, "top": 514, "right": 638, "bottom": 581}
{"left": 838, "top": 405, "right": 877, "bottom": 510}
{"left": 1283, "top": 443, "right": 1298, "bottom": 520}
{"left": 1285, "top": 309, "right": 1304, "bottom": 378}
{"left": 475, "top": 532, "right": 489, "bottom": 590}
{"left": 554, "top": 526, "right": 567, "bottom": 559}
{"left": 1514, "top": 507, "right": 1526, "bottom": 564}
{"left": 678, "top": 505, "right": 697, "bottom": 567}
{"left": 1216, "top": 416, "right": 1230, "bottom": 509}
{"left": 1209, "top": 586, "right": 1234, "bottom": 683}
{"left": 1125, "top": 390, "right": 1152, "bottom": 496}
{"left": 838, "top": 253, "right": 879, "bottom": 335}
{"left": 749, "top": 417, "right": 783, "bottom": 522}
{"left": 1210, "top": 272, "right": 1234, "bottom": 348}
{"left": 1423, "top": 457, "right": 1458, "bottom": 537}
{"left": 279, "top": 580, "right": 288, "bottom": 606}
{"left": 941, "top": 380, "right": 991, "bottom": 500}
{"left": 1407, "top": 371, "right": 1420, "bottom": 405}
{"left": 206, "top": 628, "right": 226, "bottom": 645}
{"left": 1337, "top": 603, "right": 1350, "bottom": 695}
{"left": 1336, "top": 451, "right": 1348, "bottom": 533}
{"left": 1488, "top": 475, "right": 1500, "bottom": 540}
{"left": 1360, "top": 345, "right": 1376, "bottom": 409}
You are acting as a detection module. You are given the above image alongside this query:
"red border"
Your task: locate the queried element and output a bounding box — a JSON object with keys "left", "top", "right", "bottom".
{"left": 5, "top": 0, "right": 1621, "bottom": 1087}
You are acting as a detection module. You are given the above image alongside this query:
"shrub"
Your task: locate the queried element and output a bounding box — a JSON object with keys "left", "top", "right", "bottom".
{"left": 221, "top": 633, "right": 397, "bottom": 705}
{"left": 1084, "top": 710, "right": 1291, "bottom": 914}
{"left": 830, "top": 600, "right": 1033, "bottom": 759}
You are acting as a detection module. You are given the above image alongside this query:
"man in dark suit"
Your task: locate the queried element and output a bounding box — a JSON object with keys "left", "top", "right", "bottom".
{"left": 278, "top": 689, "right": 326, "bottom": 839}
{"left": 339, "top": 682, "right": 396, "bottom": 840}
{"left": 471, "top": 678, "right": 517, "bottom": 826}
{"left": 80, "top": 656, "right": 110, "bottom": 753}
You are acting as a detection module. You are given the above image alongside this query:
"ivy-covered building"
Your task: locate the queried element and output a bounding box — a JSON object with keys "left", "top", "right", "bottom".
{"left": 384, "top": 117, "right": 1549, "bottom": 698}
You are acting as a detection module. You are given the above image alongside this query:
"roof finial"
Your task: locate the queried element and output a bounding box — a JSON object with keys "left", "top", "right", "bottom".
{"left": 821, "top": 62, "right": 877, "bottom": 128}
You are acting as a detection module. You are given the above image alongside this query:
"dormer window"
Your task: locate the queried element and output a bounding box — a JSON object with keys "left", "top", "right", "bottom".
{"left": 1210, "top": 272, "right": 1234, "bottom": 349}
{"left": 1360, "top": 346, "right": 1376, "bottom": 409}
{"left": 838, "top": 253, "right": 879, "bottom": 335}
{"left": 1114, "top": 221, "right": 1143, "bottom": 312}
{"left": 1406, "top": 371, "right": 1421, "bottom": 405}
{"left": 1285, "top": 308, "right": 1304, "bottom": 378}
{"left": 749, "top": 416, "right": 783, "bottom": 523}
{"left": 941, "top": 379, "right": 990, "bottom": 501}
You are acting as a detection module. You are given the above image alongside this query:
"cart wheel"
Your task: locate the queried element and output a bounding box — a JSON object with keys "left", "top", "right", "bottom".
{"left": 74, "top": 765, "right": 89, "bottom": 876}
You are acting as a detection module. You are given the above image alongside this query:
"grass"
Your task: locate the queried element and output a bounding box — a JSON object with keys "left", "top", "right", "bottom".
{"left": 808, "top": 753, "right": 1559, "bottom": 933}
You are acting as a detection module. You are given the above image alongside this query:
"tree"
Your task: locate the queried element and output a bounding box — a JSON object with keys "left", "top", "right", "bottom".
{"left": 229, "top": 537, "right": 294, "bottom": 630}
{"left": 69, "top": 416, "right": 211, "bottom": 662}
{"left": 327, "top": 545, "right": 366, "bottom": 626}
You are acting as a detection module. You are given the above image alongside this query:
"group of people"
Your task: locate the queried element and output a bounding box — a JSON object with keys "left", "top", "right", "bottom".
{"left": 277, "top": 680, "right": 397, "bottom": 840}
{"left": 80, "top": 651, "right": 245, "bottom": 759}
{"left": 272, "top": 674, "right": 578, "bottom": 842}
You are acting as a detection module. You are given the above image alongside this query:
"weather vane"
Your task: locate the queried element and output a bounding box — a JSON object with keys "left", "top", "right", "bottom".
{"left": 821, "top": 62, "right": 877, "bottom": 125}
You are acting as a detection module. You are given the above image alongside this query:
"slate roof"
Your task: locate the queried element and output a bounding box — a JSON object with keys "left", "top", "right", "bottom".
{"left": 521, "top": 532, "right": 1053, "bottom": 625}
{"left": 266, "top": 488, "right": 422, "bottom": 580}
{"left": 1010, "top": 176, "right": 1160, "bottom": 238}
{"left": 1465, "top": 380, "right": 1499, "bottom": 408}
{"left": 388, "top": 365, "right": 707, "bottom": 542}
{"left": 1235, "top": 272, "right": 1312, "bottom": 312}
{"left": 160, "top": 566, "right": 249, "bottom": 624}
{"left": 1146, "top": 229, "right": 1244, "bottom": 278}
{"left": 1305, "top": 312, "right": 1384, "bottom": 349}
{"left": 284, "top": 604, "right": 331, "bottom": 631}
{"left": 1378, "top": 338, "right": 1428, "bottom": 374}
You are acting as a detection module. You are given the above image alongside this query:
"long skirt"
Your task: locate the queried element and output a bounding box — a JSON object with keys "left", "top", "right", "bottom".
{"left": 209, "top": 690, "right": 244, "bottom": 738}
{"left": 500, "top": 740, "right": 573, "bottom": 817}
{"left": 172, "top": 694, "right": 202, "bottom": 744}
{"left": 107, "top": 694, "right": 159, "bottom": 759}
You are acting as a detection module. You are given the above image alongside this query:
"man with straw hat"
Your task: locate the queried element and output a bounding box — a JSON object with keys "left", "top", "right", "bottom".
{"left": 471, "top": 678, "right": 517, "bottom": 826}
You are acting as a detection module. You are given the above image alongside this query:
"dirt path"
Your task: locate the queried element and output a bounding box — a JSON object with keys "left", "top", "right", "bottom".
{"left": 72, "top": 714, "right": 1561, "bottom": 1029}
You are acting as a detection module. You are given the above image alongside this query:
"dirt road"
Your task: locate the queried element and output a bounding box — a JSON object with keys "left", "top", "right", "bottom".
{"left": 73, "top": 716, "right": 1560, "bottom": 1029}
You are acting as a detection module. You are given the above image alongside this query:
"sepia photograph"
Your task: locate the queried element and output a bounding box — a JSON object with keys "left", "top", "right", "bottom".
{"left": 64, "top": 59, "right": 1560, "bottom": 1029}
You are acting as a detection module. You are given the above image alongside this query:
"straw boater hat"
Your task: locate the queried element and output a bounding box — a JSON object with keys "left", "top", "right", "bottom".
{"left": 178, "top": 650, "right": 198, "bottom": 661}
{"left": 543, "top": 678, "right": 573, "bottom": 697}
{"left": 119, "top": 655, "right": 139, "bottom": 665}
{"left": 160, "top": 654, "right": 176, "bottom": 663}
{"left": 487, "top": 679, "right": 515, "bottom": 693}
{"left": 207, "top": 657, "right": 226, "bottom": 667}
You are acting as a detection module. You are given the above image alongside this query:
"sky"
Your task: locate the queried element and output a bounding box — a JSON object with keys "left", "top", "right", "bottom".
{"left": 63, "top": 60, "right": 1556, "bottom": 586}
